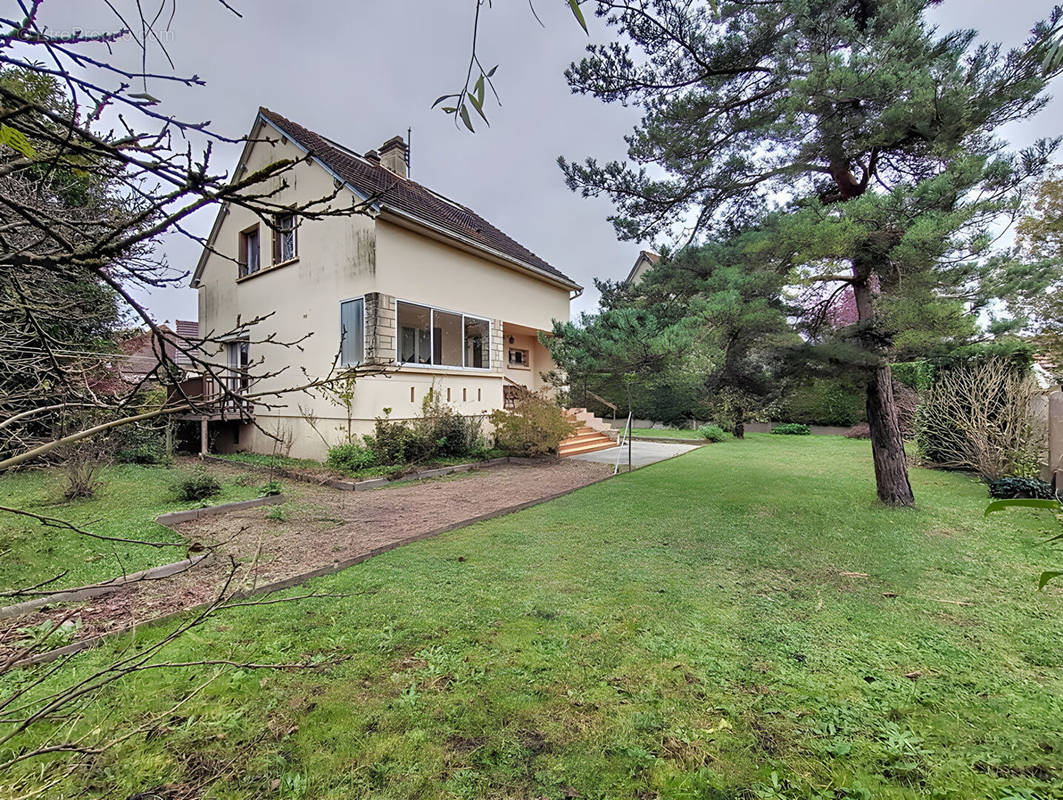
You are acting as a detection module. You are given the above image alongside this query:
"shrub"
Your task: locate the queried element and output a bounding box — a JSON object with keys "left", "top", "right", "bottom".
{"left": 413, "top": 387, "right": 483, "bottom": 458}
{"left": 777, "top": 377, "right": 865, "bottom": 426}
{"left": 771, "top": 423, "right": 811, "bottom": 436}
{"left": 915, "top": 357, "right": 1043, "bottom": 479}
{"left": 986, "top": 476, "right": 1057, "bottom": 500}
{"left": 364, "top": 411, "right": 417, "bottom": 466}
{"left": 113, "top": 423, "right": 167, "bottom": 465}
{"left": 326, "top": 442, "right": 377, "bottom": 473}
{"left": 172, "top": 469, "right": 221, "bottom": 502}
{"left": 697, "top": 424, "right": 727, "bottom": 443}
{"left": 845, "top": 423, "right": 871, "bottom": 439}
{"left": 58, "top": 437, "right": 112, "bottom": 500}
{"left": 489, "top": 390, "right": 575, "bottom": 457}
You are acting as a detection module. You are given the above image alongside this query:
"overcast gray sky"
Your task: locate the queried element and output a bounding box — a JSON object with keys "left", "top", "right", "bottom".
{"left": 39, "top": 1, "right": 1062, "bottom": 325}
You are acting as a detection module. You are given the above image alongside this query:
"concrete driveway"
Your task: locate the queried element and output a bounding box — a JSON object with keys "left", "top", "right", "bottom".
{"left": 566, "top": 439, "right": 701, "bottom": 468}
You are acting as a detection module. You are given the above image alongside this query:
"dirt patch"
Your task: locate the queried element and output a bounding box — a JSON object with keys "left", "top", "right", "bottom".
{"left": 3, "top": 459, "right": 611, "bottom": 661}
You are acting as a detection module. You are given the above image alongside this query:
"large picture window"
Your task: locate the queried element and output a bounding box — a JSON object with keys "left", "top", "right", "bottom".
{"left": 340, "top": 297, "right": 364, "bottom": 366}
{"left": 397, "top": 301, "right": 490, "bottom": 369}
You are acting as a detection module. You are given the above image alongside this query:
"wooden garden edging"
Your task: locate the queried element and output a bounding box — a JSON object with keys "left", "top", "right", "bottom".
{"left": 203, "top": 454, "right": 549, "bottom": 491}
{"left": 0, "top": 554, "right": 211, "bottom": 620}
{"left": 155, "top": 493, "right": 285, "bottom": 525}
{"left": 2, "top": 496, "right": 286, "bottom": 622}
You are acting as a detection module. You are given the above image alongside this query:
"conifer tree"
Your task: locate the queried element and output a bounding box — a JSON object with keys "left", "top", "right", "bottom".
{"left": 560, "top": 0, "right": 1061, "bottom": 505}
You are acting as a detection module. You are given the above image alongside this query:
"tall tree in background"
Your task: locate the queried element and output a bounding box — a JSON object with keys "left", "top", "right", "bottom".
{"left": 559, "top": 0, "right": 1061, "bottom": 506}
{"left": 0, "top": 67, "right": 126, "bottom": 453}
{"left": 1013, "top": 171, "right": 1063, "bottom": 381}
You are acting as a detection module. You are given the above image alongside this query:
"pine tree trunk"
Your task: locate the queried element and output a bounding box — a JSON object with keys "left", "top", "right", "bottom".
{"left": 865, "top": 363, "right": 914, "bottom": 507}
{"left": 852, "top": 251, "right": 915, "bottom": 507}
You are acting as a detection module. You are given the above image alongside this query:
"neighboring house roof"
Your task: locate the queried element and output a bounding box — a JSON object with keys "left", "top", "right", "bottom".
{"left": 192, "top": 108, "right": 580, "bottom": 291}
{"left": 624, "top": 249, "right": 660, "bottom": 285}
{"left": 120, "top": 325, "right": 176, "bottom": 378}
{"left": 173, "top": 319, "right": 199, "bottom": 368}
{"left": 119, "top": 322, "right": 199, "bottom": 376}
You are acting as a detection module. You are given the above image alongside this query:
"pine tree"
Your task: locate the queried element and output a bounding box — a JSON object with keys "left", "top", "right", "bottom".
{"left": 548, "top": 234, "right": 794, "bottom": 434}
{"left": 560, "top": 0, "right": 1061, "bottom": 505}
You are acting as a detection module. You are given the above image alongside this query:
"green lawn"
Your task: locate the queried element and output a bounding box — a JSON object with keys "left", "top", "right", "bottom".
{"left": 631, "top": 427, "right": 704, "bottom": 440}
{"left": 4, "top": 435, "right": 1062, "bottom": 799}
{"left": 0, "top": 462, "right": 263, "bottom": 591}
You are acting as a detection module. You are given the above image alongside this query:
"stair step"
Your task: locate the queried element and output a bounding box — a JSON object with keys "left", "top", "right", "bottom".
{"left": 560, "top": 407, "right": 618, "bottom": 456}
{"left": 559, "top": 439, "right": 619, "bottom": 456}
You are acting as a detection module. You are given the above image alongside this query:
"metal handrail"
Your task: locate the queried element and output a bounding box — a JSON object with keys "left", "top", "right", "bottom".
{"left": 585, "top": 389, "right": 618, "bottom": 420}
{"left": 614, "top": 411, "right": 633, "bottom": 475}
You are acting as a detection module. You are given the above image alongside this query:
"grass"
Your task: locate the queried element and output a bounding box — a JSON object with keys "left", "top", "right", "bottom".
{"left": 631, "top": 427, "right": 705, "bottom": 440}
{"left": 4, "top": 435, "right": 1062, "bottom": 799}
{"left": 0, "top": 462, "right": 262, "bottom": 592}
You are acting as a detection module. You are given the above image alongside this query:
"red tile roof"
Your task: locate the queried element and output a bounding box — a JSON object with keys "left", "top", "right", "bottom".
{"left": 258, "top": 108, "right": 578, "bottom": 288}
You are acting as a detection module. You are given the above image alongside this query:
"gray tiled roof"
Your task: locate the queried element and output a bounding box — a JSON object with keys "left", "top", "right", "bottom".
{"left": 259, "top": 108, "right": 578, "bottom": 288}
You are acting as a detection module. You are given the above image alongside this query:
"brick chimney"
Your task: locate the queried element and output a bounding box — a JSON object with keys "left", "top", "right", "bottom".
{"left": 378, "top": 135, "right": 407, "bottom": 179}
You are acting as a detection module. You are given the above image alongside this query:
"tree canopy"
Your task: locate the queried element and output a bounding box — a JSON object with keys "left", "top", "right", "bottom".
{"left": 558, "top": 0, "right": 1061, "bottom": 505}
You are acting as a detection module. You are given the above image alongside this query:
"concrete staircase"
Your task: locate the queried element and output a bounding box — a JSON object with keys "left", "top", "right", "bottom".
{"left": 559, "top": 408, "right": 619, "bottom": 457}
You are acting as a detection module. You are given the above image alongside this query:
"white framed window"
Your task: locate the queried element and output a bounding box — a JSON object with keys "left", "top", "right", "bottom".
{"left": 396, "top": 300, "right": 490, "bottom": 370}
{"left": 226, "top": 340, "right": 250, "bottom": 392}
{"left": 272, "top": 212, "right": 297, "bottom": 264}
{"left": 340, "top": 297, "right": 365, "bottom": 366}
{"left": 239, "top": 225, "right": 260, "bottom": 277}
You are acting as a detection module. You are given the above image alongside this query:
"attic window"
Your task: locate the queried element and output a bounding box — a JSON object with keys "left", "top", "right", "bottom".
{"left": 238, "top": 225, "right": 260, "bottom": 277}
{"left": 272, "top": 213, "right": 297, "bottom": 264}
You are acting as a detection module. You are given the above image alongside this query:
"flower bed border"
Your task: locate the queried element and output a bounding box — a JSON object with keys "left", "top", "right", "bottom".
{"left": 203, "top": 454, "right": 551, "bottom": 491}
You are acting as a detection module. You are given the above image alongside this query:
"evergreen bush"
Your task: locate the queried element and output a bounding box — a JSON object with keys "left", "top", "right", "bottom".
{"left": 771, "top": 423, "right": 811, "bottom": 436}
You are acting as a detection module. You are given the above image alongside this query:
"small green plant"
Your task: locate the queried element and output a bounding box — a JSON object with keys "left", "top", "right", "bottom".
{"left": 18, "top": 618, "right": 81, "bottom": 650}
{"left": 234, "top": 472, "right": 256, "bottom": 487}
{"left": 986, "top": 476, "right": 1057, "bottom": 499}
{"left": 771, "top": 423, "right": 811, "bottom": 436}
{"left": 697, "top": 424, "right": 727, "bottom": 443}
{"left": 172, "top": 469, "right": 221, "bottom": 502}
{"left": 259, "top": 480, "right": 283, "bottom": 497}
{"left": 265, "top": 505, "right": 287, "bottom": 522}
{"left": 326, "top": 442, "right": 377, "bottom": 473}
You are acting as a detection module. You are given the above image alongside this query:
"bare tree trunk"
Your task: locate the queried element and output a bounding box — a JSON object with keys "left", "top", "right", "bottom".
{"left": 853, "top": 253, "right": 914, "bottom": 507}
{"left": 865, "top": 363, "right": 914, "bottom": 506}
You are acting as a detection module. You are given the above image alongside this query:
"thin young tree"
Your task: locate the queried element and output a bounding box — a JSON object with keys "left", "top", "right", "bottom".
{"left": 558, "top": 0, "right": 1062, "bottom": 506}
